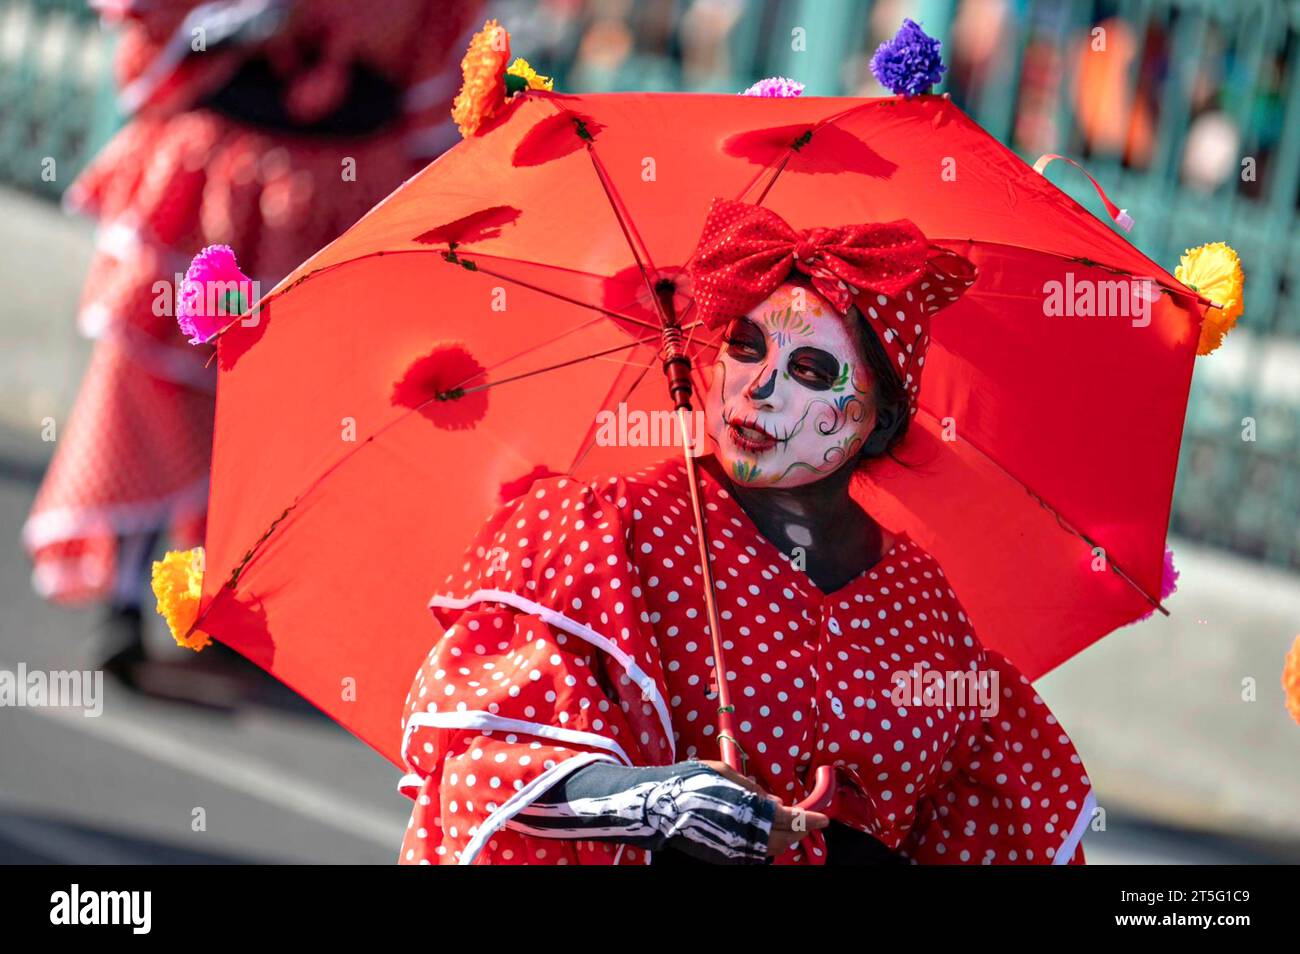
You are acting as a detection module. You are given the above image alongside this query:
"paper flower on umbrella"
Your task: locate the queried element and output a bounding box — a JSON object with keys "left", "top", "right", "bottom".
{"left": 452, "top": 20, "right": 553, "bottom": 138}
{"left": 741, "top": 76, "right": 804, "bottom": 97}
{"left": 1284, "top": 634, "right": 1300, "bottom": 726}
{"left": 177, "top": 244, "right": 253, "bottom": 345}
{"left": 151, "top": 548, "right": 212, "bottom": 652}
{"left": 391, "top": 341, "right": 488, "bottom": 429}
{"left": 1135, "top": 546, "right": 1179, "bottom": 621}
{"left": 1174, "top": 242, "right": 1244, "bottom": 355}
{"left": 870, "top": 18, "right": 945, "bottom": 97}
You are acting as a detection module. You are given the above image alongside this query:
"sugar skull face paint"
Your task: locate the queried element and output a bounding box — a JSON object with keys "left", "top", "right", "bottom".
{"left": 704, "top": 282, "right": 878, "bottom": 488}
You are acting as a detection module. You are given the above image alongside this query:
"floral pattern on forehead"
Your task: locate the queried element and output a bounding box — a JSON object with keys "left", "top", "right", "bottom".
{"left": 751, "top": 281, "right": 822, "bottom": 345}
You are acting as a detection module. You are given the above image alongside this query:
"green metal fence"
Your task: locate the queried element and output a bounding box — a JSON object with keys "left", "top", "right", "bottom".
{"left": 4, "top": 0, "right": 1298, "bottom": 566}
{"left": 0, "top": 0, "right": 115, "bottom": 198}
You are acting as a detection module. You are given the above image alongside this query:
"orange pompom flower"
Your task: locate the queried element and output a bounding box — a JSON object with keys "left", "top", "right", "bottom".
{"left": 1174, "top": 242, "right": 1244, "bottom": 355}
{"left": 151, "top": 547, "right": 212, "bottom": 652}
{"left": 451, "top": 20, "right": 552, "bottom": 138}
{"left": 1284, "top": 634, "right": 1300, "bottom": 726}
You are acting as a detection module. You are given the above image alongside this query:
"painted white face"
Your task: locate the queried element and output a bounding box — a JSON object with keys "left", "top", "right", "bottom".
{"left": 704, "top": 282, "right": 878, "bottom": 488}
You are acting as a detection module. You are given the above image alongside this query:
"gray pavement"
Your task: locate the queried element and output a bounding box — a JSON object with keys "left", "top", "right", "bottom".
{"left": 0, "top": 428, "right": 407, "bottom": 864}
{"left": 1, "top": 185, "right": 1297, "bottom": 865}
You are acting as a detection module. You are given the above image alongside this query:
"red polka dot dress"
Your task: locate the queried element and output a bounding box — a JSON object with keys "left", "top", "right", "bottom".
{"left": 397, "top": 456, "right": 1094, "bottom": 865}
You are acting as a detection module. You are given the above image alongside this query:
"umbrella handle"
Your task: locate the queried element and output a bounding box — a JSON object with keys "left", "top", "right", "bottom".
{"left": 793, "top": 764, "right": 837, "bottom": 814}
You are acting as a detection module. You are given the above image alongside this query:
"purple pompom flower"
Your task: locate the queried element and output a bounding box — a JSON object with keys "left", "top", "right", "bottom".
{"left": 176, "top": 244, "right": 253, "bottom": 345}
{"left": 741, "top": 76, "right": 804, "bottom": 98}
{"left": 870, "top": 18, "right": 945, "bottom": 98}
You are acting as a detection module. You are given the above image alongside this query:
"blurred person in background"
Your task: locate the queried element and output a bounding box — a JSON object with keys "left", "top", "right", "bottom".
{"left": 1073, "top": 15, "right": 1161, "bottom": 168}
{"left": 22, "top": 0, "right": 482, "bottom": 686}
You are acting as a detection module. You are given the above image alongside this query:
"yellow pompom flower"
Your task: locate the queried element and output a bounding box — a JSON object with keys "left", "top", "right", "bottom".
{"left": 506, "top": 57, "right": 553, "bottom": 92}
{"left": 1174, "top": 242, "right": 1244, "bottom": 355}
{"left": 151, "top": 548, "right": 212, "bottom": 652}
{"left": 1284, "top": 634, "right": 1300, "bottom": 727}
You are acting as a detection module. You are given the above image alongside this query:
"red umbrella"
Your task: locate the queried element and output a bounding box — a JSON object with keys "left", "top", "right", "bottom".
{"left": 176, "top": 85, "right": 1214, "bottom": 773}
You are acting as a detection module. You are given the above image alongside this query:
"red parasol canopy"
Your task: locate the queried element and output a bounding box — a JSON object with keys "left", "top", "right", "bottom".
{"left": 195, "top": 91, "right": 1210, "bottom": 768}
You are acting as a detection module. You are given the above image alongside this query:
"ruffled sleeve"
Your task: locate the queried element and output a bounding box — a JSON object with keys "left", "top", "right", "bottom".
{"left": 396, "top": 474, "right": 677, "bottom": 865}
{"left": 897, "top": 646, "right": 1095, "bottom": 865}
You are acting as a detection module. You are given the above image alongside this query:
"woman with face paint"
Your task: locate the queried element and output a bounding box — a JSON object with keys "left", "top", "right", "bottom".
{"left": 396, "top": 200, "right": 1096, "bottom": 866}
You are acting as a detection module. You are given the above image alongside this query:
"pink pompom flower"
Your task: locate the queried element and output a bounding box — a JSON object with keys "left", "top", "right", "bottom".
{"left": 1136, "top": 547, "right": 1180, "bottom": 621}
{"left": 741, "top": 76, "right": 804, "bottom": 98}
{"left": 176, "top": 245, "right": 254, "bottom": 345}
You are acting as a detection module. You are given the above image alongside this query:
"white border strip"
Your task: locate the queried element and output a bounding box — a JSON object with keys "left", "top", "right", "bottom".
{"left": 22, "top": 477, "right": 211, "bottom": 551}
{"left": 397, "top": 773, "right": 423, "bottom": 799}
{"left": 429, "top": 589, "right": 677, "bottom": 760}
{"left": 401, "top": 710, "right": 634, "bottom": 773}
{"left": 1054, "top": 789, "right": 1097, "bottom": 865}
{"left": 459, "top": 752, "right": 618, "bottom": 865}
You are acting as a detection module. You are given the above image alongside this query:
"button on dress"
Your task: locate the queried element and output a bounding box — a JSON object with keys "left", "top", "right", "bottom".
{"left": 397, "top": 455, "right": 1095, "bottom": 865}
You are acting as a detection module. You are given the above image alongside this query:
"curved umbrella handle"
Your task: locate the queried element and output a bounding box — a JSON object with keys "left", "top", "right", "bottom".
{"left": 793, "top": 764, "right": 837, "bottom": 814}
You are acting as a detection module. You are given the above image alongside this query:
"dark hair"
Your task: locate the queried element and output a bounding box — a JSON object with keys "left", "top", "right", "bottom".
{"left": 846, "top": 303, "right": 911, "bottom": 469}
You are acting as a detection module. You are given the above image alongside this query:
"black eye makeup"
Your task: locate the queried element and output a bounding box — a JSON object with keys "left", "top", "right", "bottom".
{"left": 723, "top": 318, "right": 765, "bottom": 361}
{"left": 787, "top": 346, "right": 840, "bottom": 390}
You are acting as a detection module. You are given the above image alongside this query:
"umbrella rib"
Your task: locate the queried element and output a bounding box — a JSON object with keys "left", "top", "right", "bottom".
{"left": 541, "top": 98, "right": 674, "bottom": 332}
{"left": 452, "top": 335, "right": 661, "bottom": 395}
{"left": 543, "top": 99, "right": 661, "bottom": 281}
{"left": 439, "top": 256, "right": 674, "bottom": 338}
{"left": 582, "top": 146, "right": 668, "bottom": 327}
{"left": 188, "top": 333, "right": 662, "bottom": 637}
{"left": 911, "top": 405, "right": 1170, "bottom": 616}
{"left": 565, "top": 356, "right": 658, "bottom": 476}
{"left": 566, "top": 324, "right": 723, "bottom": 480}
{"left": 751, "top": 151, "right": 796, "bottom": 207}
{"left": 743, "top": 98, "right": 884, "bottom": 214}
{"left": 202, "top": 247, "right": 674, "bottom": 360}
{"left": 434, "top": 248, "right": 708, "bottom": 338}
{"left": 671, "top": 103, "right": 882, "bottom": 278}
{"left": 586, "top": 146, "right": 660, "bottom": 276}
{"left": 928, "top": 237, "right": 1212, "bottom": 305}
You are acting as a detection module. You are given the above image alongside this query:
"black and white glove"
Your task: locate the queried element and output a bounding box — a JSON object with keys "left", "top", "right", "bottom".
{"left": 508, "top": 760, "right": 776, "bottom": 864}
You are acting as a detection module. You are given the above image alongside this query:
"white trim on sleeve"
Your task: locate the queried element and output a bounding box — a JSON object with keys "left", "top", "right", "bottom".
{"left": 428, "top": 589, "right": 677, "bottom": 760}
{"left": 1053, "top": 789, "right": 1097, "bottom": 865}
{"left": 459, "top": 752, "right": 619, "bottom": 865}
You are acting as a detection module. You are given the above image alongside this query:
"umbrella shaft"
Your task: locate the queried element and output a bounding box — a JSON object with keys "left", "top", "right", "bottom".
{"left": 676, "top": 406, "right": 743, "bottom": 774}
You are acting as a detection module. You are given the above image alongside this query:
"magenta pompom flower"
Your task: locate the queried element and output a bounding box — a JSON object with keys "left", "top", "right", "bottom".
{"left": 741, "top": 76, "right": 804, "bottom": 98}
{"left": 870, "top": 18, "right": 945, "bottom": 97}
{"left": 1136, "top": 547, "right": 1180, "bottom": 621}
{"left": 176, "top": 244, "right": 254, "bottom": 345}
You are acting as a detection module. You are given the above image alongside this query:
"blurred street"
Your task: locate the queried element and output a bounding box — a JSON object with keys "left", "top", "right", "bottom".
{"left": 2, "top": 184, "right": 1298, "bottom": 865}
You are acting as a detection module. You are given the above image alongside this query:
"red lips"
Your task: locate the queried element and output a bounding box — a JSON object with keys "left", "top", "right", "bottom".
{"left": 727, "top": 416, "right": 777, "bottom": 453}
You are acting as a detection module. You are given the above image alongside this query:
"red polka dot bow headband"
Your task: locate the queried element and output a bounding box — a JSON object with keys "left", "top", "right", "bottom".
{"left": 686, "top": 197, "right": 977, "bottom": 417}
